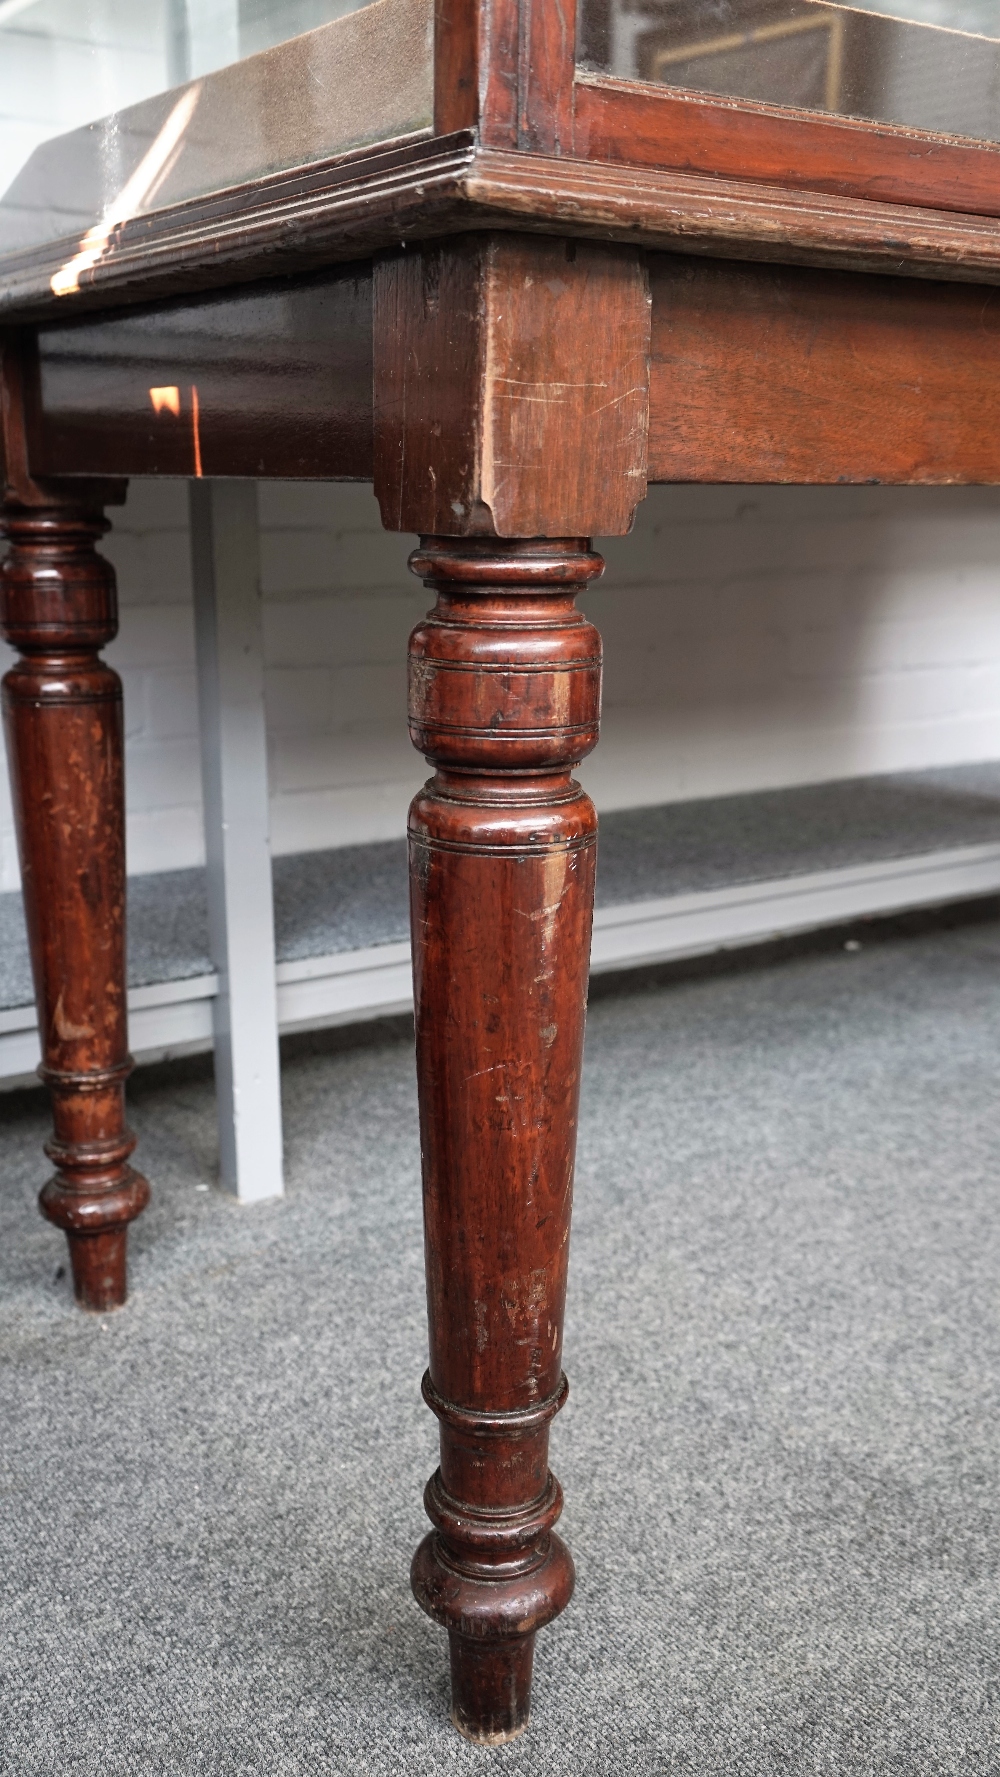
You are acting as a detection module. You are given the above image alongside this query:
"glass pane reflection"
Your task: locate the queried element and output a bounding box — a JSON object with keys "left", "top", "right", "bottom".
{"left": 0, "top": 0, "right": 432, "bottom": 261}
{"left": 578, "top": 2, "right": 1000, "bottom": 144}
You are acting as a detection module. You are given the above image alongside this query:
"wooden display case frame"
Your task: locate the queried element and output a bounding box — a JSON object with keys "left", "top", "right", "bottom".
{"left": 2, "top": 0, "right": 1000, "bottom": 324}
{"left": 2, "top": 0, "right": 999, "bottom": 1748}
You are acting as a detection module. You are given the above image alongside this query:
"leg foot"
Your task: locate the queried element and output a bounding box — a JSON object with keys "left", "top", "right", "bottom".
{"left": 65, "top": 1229, "right": 130, "bottom": 1312}
{"left": 405, "top": 538, "right": 603, "bottom": 1736}
{"left": 449, "top": 1633, "right": 535, "bottom": 1744}
{"left": 40, "top": 1164, "right": 150, "bottom": 1310}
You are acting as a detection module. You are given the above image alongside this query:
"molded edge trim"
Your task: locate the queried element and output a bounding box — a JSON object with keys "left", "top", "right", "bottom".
{"left": 6, "top": 136, "right": 1000, "bottom": 327}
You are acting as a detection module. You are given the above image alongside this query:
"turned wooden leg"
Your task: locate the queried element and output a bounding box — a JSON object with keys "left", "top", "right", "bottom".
{"left": 0, "top": 499, "right": 149, "bottom": 1309}
{"left": 407, "top": 536, "right": 604, "bottom": 1742}
{"left": 374, "top": 230, "right": 649, "bottom": 1735}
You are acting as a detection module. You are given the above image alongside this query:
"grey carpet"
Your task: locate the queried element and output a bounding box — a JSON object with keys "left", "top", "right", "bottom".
{"left": 1, "top": 916, "right": 998, "bottom": 1773}
{"left": 593, "top": 759, "right": 1000, "bottom": 903}
{"left": 3, "top": 762, "right": 1000, "bottom": 1015}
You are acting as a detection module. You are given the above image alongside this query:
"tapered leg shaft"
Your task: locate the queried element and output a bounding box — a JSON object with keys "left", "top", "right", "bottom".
{"left": 407, "top": 537, "right": 604, "bottom": 1741}
{"left": 0, "top": 500, "right": 148, "bottom": 1309}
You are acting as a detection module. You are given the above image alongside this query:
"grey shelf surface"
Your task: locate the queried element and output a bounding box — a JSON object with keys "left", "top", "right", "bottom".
{"left": 3, "top": 761, "right": 1000, "bottom": 1013}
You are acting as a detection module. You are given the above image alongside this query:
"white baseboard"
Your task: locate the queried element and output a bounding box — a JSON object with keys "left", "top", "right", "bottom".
{"left": 2, "top": 840, "right": 999, "bottom": 1089}
{"left": 588, "top": 841, "right": 1000, "bottom": 972}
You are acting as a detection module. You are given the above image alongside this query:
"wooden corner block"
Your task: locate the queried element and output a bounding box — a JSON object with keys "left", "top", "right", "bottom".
{"left": 374, "top": 232, "right": 650, "bottom": 538}
{"left": 2, "top": 333, "right": 126, "bottom": 511}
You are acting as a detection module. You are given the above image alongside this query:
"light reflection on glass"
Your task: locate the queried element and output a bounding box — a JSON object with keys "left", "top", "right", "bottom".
{"left": 0, "top": 3, "right": 362, "bottom": 205}
{"left": 50, "top": 84, "right": 201, "bottom": 294}
{"left": 578, "top": 1, "right": 1000, "bottom": 144}
{"left": 0, "top": 0, "right": 433, "bottom": 262}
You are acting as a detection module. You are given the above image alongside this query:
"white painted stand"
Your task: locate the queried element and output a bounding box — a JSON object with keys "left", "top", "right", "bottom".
{"left": 169, "top": 0, "right": 241, "bottom": 81}
{"left": 5, "top": 836, "right": 1000, "bottom": 1090}
{"left": 190, "top": 480, "right": 284, "bottom": 1203}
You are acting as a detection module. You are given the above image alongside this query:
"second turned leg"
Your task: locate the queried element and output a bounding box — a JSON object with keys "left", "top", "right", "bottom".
{"left": 373, "top": 228, "right": 651, "bottom": 1736}
{"left": 407, "top": 537, "right": 604, "bottom": 1741}
{"left": 0, "top": 498, "right": 148, "bottom": 1309}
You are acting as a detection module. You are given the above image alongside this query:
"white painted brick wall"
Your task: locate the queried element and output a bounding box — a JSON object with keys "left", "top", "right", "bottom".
{"left": 1, "top": 477, "right": 999, "bottom": 894}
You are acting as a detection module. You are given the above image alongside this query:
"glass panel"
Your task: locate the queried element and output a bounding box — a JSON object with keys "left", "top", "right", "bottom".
{"left": 578, "top": 2, "right": 1000, "bottom": 145}
{"left": 0, "top": 0, "right": 433, "bottom": 261}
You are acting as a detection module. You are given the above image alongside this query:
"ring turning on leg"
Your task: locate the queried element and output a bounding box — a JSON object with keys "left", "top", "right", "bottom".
{"left": 0, "top": 500, "right": 149, "bottom": 1309}
{"left": 406, "top": 536, "right": 604, "bottom": 1741}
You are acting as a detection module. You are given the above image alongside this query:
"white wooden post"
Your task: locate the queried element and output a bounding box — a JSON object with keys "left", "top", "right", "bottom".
{"left": 190, "top": 479, "right": 284, "bottom": 1203}
{"left": 184, "top": 0, "right": 241, "bottom": 77}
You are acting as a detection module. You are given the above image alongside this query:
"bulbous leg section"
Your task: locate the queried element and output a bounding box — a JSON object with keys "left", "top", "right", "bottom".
{"left": 39, "top": 1162, "right": 150, "bottom": 1311}
{"left": 413, "top": 1513, "right": 575, "bottom": 1742}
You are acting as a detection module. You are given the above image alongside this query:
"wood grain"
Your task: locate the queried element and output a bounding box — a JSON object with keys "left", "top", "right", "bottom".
{"left": 25, "top": 222, "right": 1000, "bottom": 495}
{"left": 0, "top": 491, "right": 149, "bottom": 1310}
{"left": 406, "top": 535, "right": 604, "bottom": 1741}
{"left": 8, "top": 130, "right": 1000, "bottom": 331}
{"left": 374, "top": 231, "right": 649, "bottom": 537}
{"left": 519, "top": 0, "right": 577, "bottom": 155}
{"left": 434, "top": 0, "right": 520, "bottom": 145}
{"left": 574, "top": 74, "right": 1000, "bottom": 223}
{"left": 460, "top": 151, "right": 1000, "bottom": 287}
{"left": 647, "top": 254, "right": 1000, "bottom": 484}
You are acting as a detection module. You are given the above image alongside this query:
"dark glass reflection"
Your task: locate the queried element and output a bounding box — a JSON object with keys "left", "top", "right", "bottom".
{"left": 578, "top": 1, "right": 1000, "bottom": 144}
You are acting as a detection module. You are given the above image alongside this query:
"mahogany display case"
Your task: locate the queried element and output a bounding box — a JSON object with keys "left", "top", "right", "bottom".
{"left": 2, "top": 0, "right": 999, "bottom": 1745}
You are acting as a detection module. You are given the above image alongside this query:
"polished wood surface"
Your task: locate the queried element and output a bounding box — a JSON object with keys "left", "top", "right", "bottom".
{"left": 0, "top": 491, "right": 149, "bottom": 1309}
{"left": 375, "top": 232, "right": 649, "bottom": 538}
{"left": 647, "top": 254, "right": 1000, "bottom": 485}
{"left": 520, "top": 0, "right": 576, "bottom": 155}
{"left": 6, "top": 137, "right": 1000, "bottom": 330}
{"left": 573, "top": 74, "right": 1000, "bottom": 221}
{"left": 2, "top": 0, "right": 995, "bottom": 326}
{"left": 6, "top": 0, "right": 1000, "bottom": 330}
{"left": 434, "top": 0, "right": 518, "bottom": 143}
{"left": 407, "top": 535, "right": 603, "bottom": 1741}
{"left": 3, "top": 0, "right": 1000, "bottom": 1737}
{"left": 32, "top": 268, "right": 373, "bottom": 482}
{"left": 434, "top": 0, "right": 573, "bottom": 152}
{"left": 18, "top": 239, "right": 1000, "bottom": 497}
{"left": 0, "top": 132, "right": 476, "bottom": 325}
{"left": 376, "top": 230, "right": 650, "bottom": 1737}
